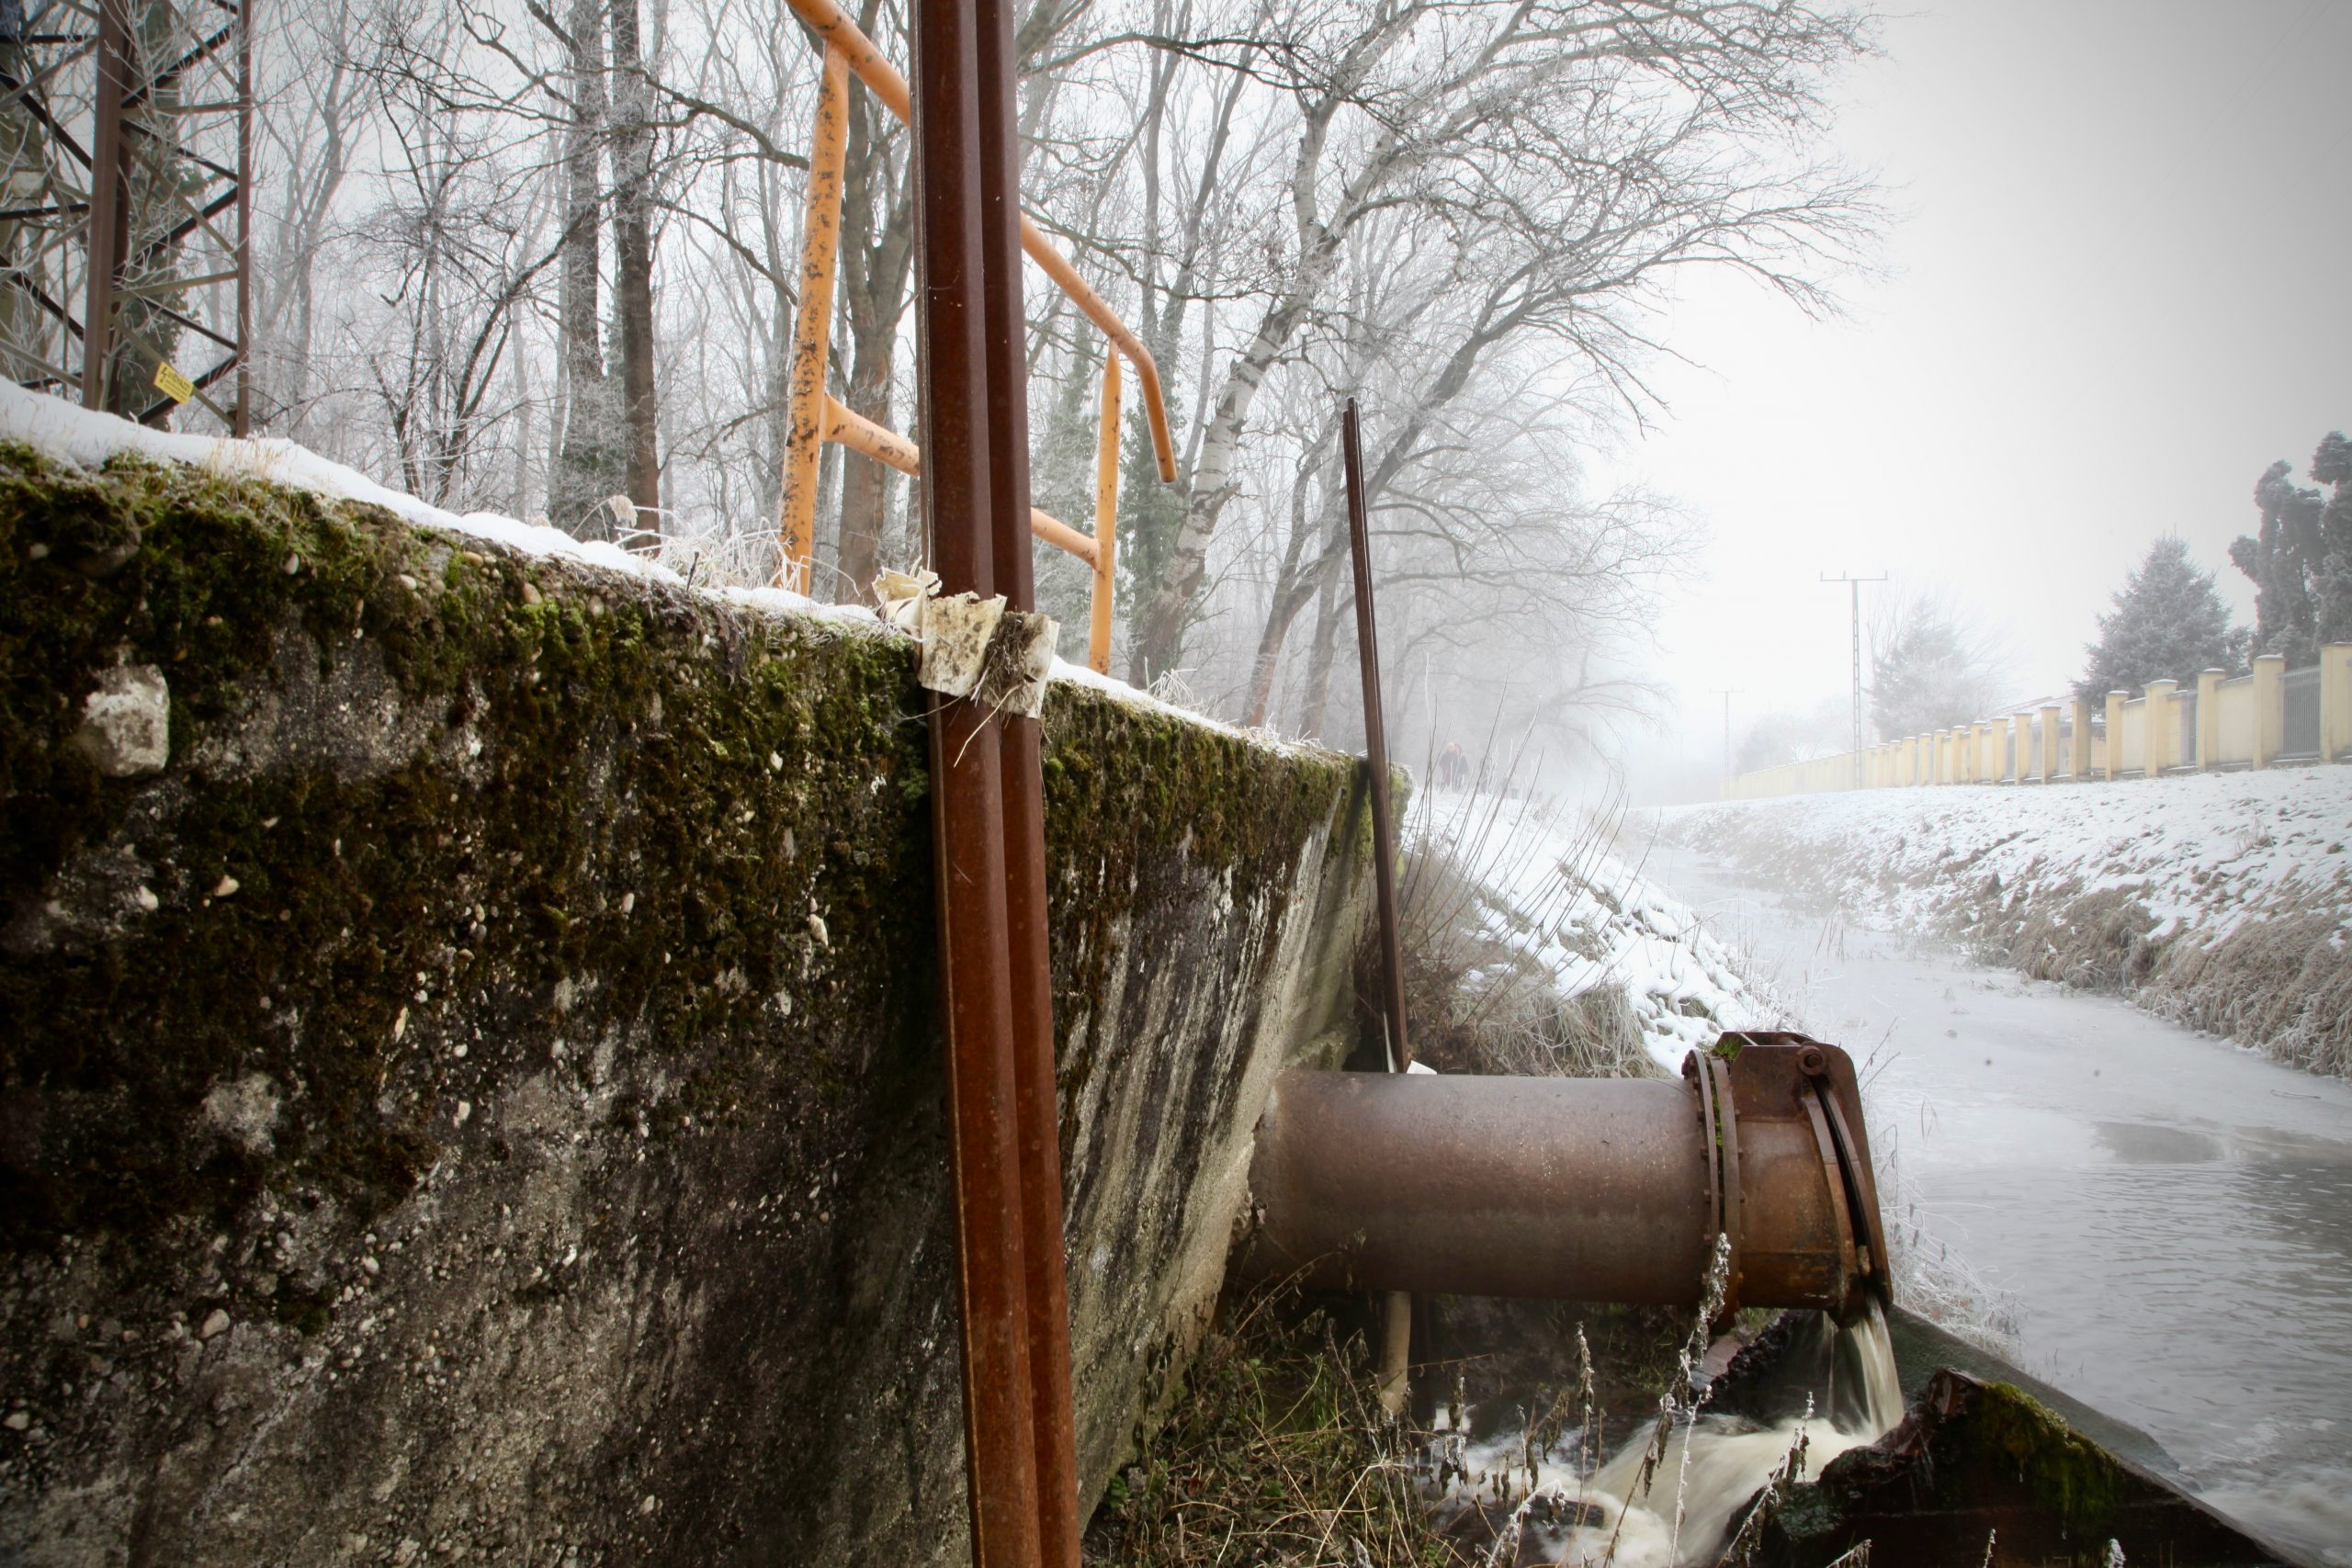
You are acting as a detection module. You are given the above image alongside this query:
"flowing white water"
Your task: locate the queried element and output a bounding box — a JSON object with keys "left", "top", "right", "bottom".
{"left": 1458, "top": 1303, "right": 1905, "bottom": 1568}
{"left": 1642, "top": 843, "right": 2352, "bottom": 1562}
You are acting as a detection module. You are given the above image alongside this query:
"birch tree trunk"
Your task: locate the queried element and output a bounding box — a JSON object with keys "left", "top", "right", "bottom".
{"left": 550, "top": 0, "right": 620, "bottom": 538}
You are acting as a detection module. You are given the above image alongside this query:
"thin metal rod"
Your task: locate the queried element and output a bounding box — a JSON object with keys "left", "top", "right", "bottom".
{"left": 1341, "top": 400, "right": 1409, "bottom": 1070}
{"left": 775, "top": 42, "right": 849, "bottom": 592}
{"left": 912, "top": 0, "right": 1048, "bottom": 1557}
{"left": 1343, "top": 398, "right": 1414, "bottom": 1416}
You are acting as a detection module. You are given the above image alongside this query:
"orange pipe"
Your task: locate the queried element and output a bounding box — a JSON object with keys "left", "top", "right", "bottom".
{"left": 1089, "top": 347, "right": 1121, "bottom": 674}
{"left": 825, "top": 395, "right": 920, "bottom": 476}
{"left": 1019, "top": 219, "right": 1175, "bottom": 483}
{"left": 775, "top": 43, "right": 850, "bottom": 592}
{"left": 825, "top": 396, "right": 1098, "bottom": 568}
{"left": 782, "top": 0, "right": 1176, "bottom": 484}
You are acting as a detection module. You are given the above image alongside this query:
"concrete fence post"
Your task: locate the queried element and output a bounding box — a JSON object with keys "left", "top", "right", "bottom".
{"left": 2253, "top": 654, "right": 2284, "bottom": 768}
{"left": 2325, "top": 644, "right": 2352, "bottom": 764}
{"left": 2010, "top": 713, "right": 2030, "bottom": 782}
{"left": 2039, "top": 704, "right": 2061, "bottom": 781}
{"left": 2070, "top": 698, "right": 2092, "bottom": 779}
{"left": 2196, "top": 668, "right": 2223, "bottom": 770}
{"left": 1976, "top": 720, "right": 1995, "bottom": 782}
{"left": 2144, "top": 679, "right": 2177, "bottom": 775}
{"left": 2105, "top": 692, "right": 2125, "bottom": 779}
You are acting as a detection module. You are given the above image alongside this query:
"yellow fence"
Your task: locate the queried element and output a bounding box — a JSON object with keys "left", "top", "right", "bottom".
{"left": 771, "top": 0, "right": 1179, "bottom": 674}
{"left": 1725, "top": 646, "right": 2352, "bottom": 799}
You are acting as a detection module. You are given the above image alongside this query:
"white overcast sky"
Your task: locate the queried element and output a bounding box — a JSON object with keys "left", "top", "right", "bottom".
{"left": 1604, "top": 0, "right": 2352, "bottom": 792}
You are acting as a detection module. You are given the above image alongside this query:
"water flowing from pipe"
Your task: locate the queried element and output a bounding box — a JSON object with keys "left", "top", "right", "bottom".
{"left": 1453, "top": 1303, "right": 1905, "bottom": 1568}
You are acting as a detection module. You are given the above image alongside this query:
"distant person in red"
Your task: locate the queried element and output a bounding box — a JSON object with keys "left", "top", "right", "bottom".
{"left": 1438, "top": 740, "right": 1467, "bottom": 789}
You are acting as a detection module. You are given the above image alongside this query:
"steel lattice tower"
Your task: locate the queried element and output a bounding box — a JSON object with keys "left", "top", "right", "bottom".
{"left": 0, "top": 0, "right": 251, "bottom": 431}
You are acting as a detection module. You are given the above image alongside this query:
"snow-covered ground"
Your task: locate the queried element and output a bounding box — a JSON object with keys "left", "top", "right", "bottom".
{"left": 1647, "top": 771, "right": 2352, "bottom": 1075}
{"left": 1410, "top": 789, "right": 1786, "bottom": 1073}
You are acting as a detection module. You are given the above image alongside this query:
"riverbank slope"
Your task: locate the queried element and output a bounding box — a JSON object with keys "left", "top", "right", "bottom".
{"left": 1648, "top": 771, "right": 2352, "bottom": 1077}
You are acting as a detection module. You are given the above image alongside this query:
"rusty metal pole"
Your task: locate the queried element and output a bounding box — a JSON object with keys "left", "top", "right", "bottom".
{"left": 910, "top": 0, "right": 1044, "bottom": 1560}
{"left": 1089, "top": 347, "right": 1121, "bottom": 676}
{"left": 80, "top": 0, "right": 130, "bottom": 412}
{"left": 775, "top": 43, "right": 849, "bottom": 592}
{"left": 1340, "top": 398, "right": 1414, "bottom": 1414}
{"left": 973, "top": 0, "right": 1082, "bottom": 1556}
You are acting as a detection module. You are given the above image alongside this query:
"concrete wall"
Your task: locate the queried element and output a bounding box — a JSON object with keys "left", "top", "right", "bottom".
{"left": 1725, "top": 649, "right": 2352, "bottom": 801}
{"left": 0, "top": 448, "right": 1374, "bottom": 1565}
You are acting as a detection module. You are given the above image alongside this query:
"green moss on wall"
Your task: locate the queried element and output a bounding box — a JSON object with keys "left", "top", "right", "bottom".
{"left": 0, "top": 441, "right": 1361, "bottom": 1284}
{"left": 0, "top": 446, "right": 934, "bottom": 1255}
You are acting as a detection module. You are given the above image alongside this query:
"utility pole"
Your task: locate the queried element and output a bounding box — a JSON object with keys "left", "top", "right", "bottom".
{"left": 1821, "top": 572, "right": 1885, "bottom": 785}
{"left": 1708, "top": 687, "right": 1742, "bottom": 785}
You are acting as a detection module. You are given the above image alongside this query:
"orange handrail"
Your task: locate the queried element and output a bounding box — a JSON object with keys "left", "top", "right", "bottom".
{"left": 772, "top": 0, "right": 1174, "bottom": 673}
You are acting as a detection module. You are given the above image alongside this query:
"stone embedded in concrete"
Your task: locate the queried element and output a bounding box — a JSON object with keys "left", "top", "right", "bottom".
{"left": 199, "top": 1073, "right": 282, "bottom": 1156}
{"left": 66, "top": 662, "right": 170, "bottom": 775}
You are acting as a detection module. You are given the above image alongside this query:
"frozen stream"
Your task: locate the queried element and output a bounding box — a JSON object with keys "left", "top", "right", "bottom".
{"left": 1641, "top": 842, "right": 2352, "bottom": 1564}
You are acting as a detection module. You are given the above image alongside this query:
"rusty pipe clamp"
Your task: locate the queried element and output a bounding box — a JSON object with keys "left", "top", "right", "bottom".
{"left": 1238, "top": 1033, "right": 1890, "bottom": 1322}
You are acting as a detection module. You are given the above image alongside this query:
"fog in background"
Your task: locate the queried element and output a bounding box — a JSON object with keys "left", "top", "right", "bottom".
{"left": 1611, "top": 0, "right": 2352, "bottom": 805}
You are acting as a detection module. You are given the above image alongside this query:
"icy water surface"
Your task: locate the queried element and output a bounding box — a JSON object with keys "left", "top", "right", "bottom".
{"left": 1644, "top": 842, "right": 2352, "bottom": 1563}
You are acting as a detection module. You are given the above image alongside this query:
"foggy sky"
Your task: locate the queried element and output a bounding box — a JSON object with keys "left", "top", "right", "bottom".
{"left": 1611, "top": 0, "right": 2352, "bottom": 796}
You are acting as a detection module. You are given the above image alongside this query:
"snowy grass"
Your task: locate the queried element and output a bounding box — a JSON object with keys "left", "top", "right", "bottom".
{"left": 1406, "top": 786, "right": 1791, "bottom": 1077}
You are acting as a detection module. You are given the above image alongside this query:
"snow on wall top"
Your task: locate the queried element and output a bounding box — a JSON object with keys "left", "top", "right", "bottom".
{"left": 0, "top": 385, "right": 1273, "bottom": 749}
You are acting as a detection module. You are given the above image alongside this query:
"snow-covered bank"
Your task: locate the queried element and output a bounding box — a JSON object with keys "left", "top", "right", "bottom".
{"left": 1649, "top": 771, "right": 2352, "bottom": 1077}
{"left": 1409, "top": 791, "right": 1787, "bottom": 1075}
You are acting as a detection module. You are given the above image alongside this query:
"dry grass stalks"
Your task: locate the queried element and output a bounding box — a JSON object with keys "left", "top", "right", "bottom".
{"left": 1395, "top": 754, "right": 1658, "bottom": 1081}
{"left": 1974, "top": 875, "right": 2352, "bottom": 1077}
{"left": 1085, "top": 1288, "right": 1451, "bottom": 1567}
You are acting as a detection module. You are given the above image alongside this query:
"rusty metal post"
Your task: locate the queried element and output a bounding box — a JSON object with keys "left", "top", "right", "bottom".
{"left": 775, "top": 43, "right": 849, "bottom": 593}
{"left": 973, "top": 0, "right": 1081, "bottom": 1556}
{"left": 1088, "top": 346, "right": 1121, "bottom": 674}
{"left": 80, "top": 0, "right": 131, "bottom": 412}
{"left": 911, "top": 0, "right": 1072, "bottom": 1557}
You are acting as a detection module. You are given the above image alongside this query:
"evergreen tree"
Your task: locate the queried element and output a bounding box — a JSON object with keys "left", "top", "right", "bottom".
{"left": 2075, "top": 537, "right": 2247, "bottom": 701}
{"left": 2311, "top": 433, "right": 2352, "bottom": 646}
{"left": 1869, "top": 592, "right": 2003, "bottom": 739}
{"left": 2220, "top": 446, "right": 2333, "bottom": 662}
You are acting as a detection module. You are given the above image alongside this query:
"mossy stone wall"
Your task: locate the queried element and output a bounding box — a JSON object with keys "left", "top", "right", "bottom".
{"left": 0, "top": 449, "right": 1371, "bottom": 1565}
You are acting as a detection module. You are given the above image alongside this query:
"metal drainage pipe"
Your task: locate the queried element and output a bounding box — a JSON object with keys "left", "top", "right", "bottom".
{"left": 1238, "top": 1035, "right": 1890, "bottom": 1322}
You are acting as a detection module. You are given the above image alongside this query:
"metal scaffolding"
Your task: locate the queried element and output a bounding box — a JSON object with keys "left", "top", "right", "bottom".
{"left": 0, "top": 0, "right": 251, "bottom": 431}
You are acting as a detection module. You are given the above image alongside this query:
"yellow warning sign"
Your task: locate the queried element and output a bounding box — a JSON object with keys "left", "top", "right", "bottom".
{"left": 153, "top": 361, "right": 195, "bottom": 404}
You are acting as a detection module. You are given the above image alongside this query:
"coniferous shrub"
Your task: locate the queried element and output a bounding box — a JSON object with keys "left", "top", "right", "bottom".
{"left": 2075, "top": 536, "right": 2247, "bottom": 701}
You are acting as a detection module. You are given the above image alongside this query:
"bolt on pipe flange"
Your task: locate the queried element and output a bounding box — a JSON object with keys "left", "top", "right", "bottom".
{"left": 1238, "top": 1034, "right": 1889, "bottom": 1321}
